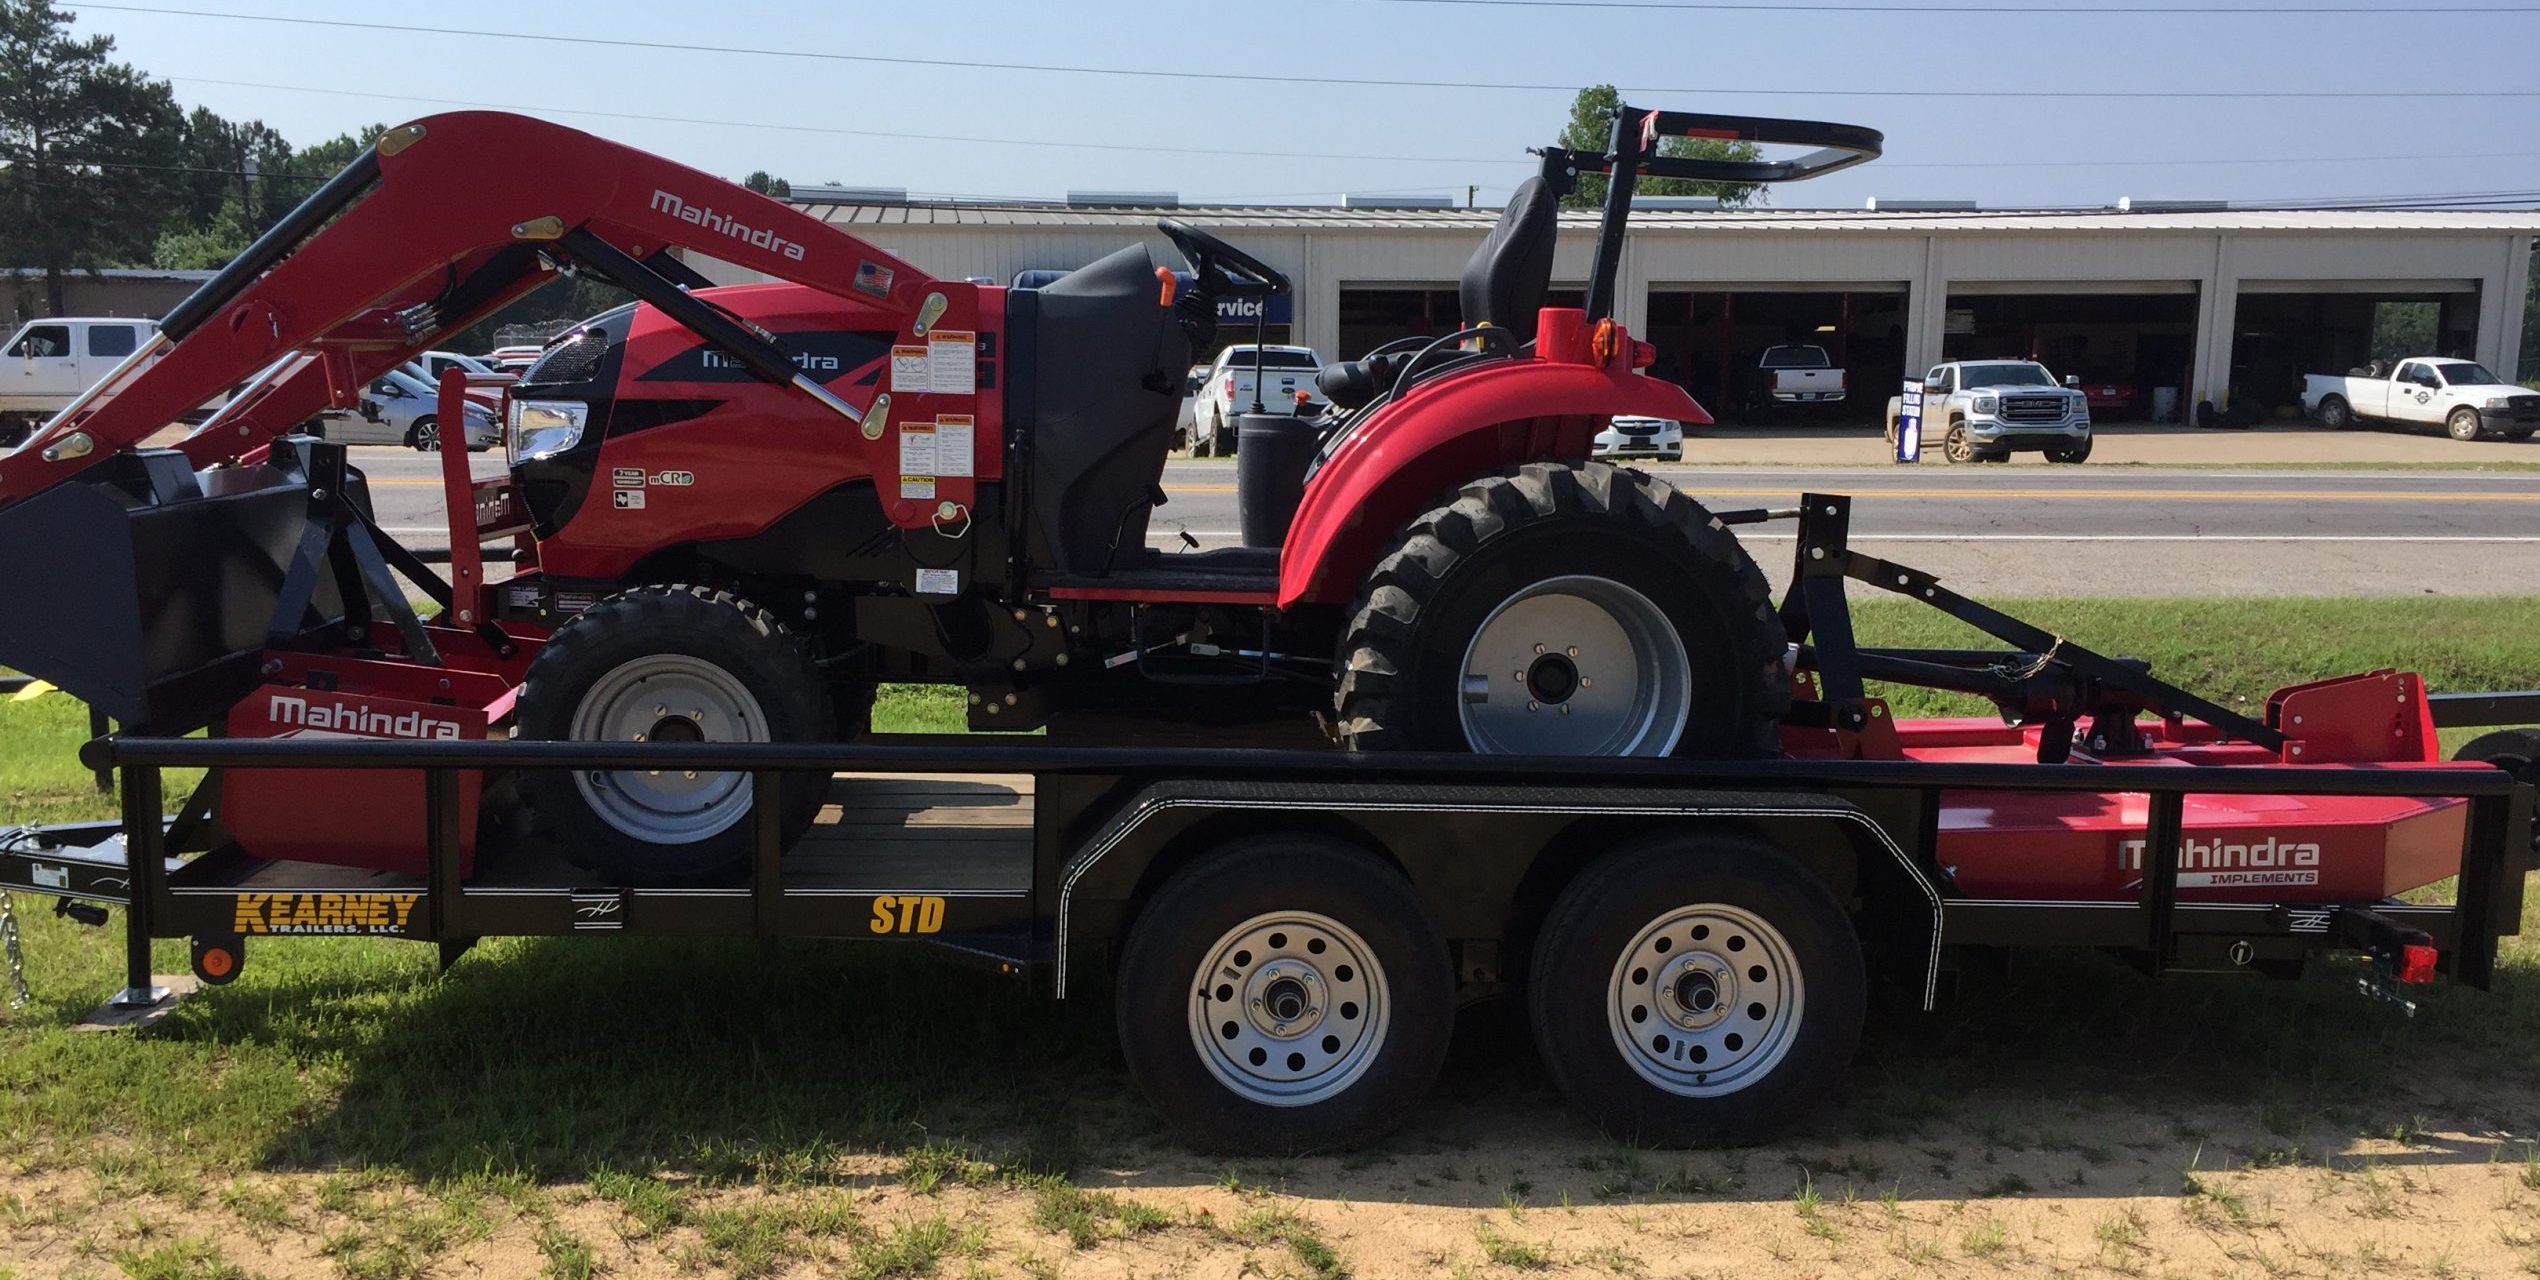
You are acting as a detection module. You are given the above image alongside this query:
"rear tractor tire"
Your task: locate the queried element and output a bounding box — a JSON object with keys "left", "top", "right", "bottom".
{"left": 1336, "top": 461, "right": 1788, "bottom": 759}
{"left": 515, "top": 585, "right": 844, "bottom": 886}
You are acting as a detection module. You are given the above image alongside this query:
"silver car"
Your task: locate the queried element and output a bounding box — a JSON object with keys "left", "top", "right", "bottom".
{"left": 320, "top": 368, "right": 500, "bottom": 452}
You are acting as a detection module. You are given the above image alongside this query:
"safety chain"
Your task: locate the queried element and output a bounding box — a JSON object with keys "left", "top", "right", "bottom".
{"left": 0, "top": 890, "right": 29, "bottom": 1010}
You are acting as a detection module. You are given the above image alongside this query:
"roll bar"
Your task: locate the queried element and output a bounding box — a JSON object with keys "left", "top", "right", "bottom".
{"left": 1549, "top": 104, "right": 1885, "bottom": 324}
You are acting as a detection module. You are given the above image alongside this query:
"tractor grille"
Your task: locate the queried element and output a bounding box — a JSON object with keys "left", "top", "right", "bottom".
{"left": 1998, "top": 395, "right": 2067, "bottom": 424}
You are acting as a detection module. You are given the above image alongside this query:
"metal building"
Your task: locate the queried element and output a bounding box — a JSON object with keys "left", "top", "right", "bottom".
{"left": 698, "top": 200, "right": 2539, "bottom": 423}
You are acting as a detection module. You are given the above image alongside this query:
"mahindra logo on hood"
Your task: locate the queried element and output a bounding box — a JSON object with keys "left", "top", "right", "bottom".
{"left": 650, "top": 189, "right": 807, "bottom": 262}
{"left": 268, "top": 694, "right": 463, "bottom": 740}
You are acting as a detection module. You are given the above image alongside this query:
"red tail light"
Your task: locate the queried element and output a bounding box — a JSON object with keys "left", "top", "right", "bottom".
{"left": 2398, "top": 943, "right": 2438, "bottom": 985}
{"left": 1223, "top": 375, "right": 1236, "bottom": 399}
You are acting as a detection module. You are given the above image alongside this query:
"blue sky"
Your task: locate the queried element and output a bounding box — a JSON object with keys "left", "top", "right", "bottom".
{"left": 65, "top": 0, "right": 2540, "bottom": 209}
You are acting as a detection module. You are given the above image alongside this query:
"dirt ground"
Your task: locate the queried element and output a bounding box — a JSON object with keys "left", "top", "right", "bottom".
{"left": 8, "top": 1098, "right": 2536, "bottom": 1279}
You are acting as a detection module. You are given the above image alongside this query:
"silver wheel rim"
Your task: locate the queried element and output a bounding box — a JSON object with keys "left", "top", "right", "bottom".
{"left": 1607, "top": 903, "right": 1804, "bottom": 1098}
{"left": 2451, "top": 412, "right": 2479, "bottom": 440}
{"left": 1458, "top": 574, "right": 1689, "bottom": 756}
{"left": 1187, "top": 911, "right": 1390, "bottom": 1107}
{"left": 569, "top": 653, "right": 770, "bottom": 842}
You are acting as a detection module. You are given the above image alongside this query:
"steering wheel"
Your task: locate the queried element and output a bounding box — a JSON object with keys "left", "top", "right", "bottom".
{"left": 1158, "top": 218, "right": 1289, "bottom": 299}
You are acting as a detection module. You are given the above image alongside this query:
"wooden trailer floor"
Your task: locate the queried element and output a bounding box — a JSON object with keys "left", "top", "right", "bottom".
{"left": 175, "top": 774, "right": 1035, "bottom": 894}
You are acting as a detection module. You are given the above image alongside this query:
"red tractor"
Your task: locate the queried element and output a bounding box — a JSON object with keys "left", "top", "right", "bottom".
{"left": 0, "top": 105, "right": 1879, "bottom": 884}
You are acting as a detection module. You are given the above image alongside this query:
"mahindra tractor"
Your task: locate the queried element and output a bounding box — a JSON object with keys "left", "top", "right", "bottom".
{"left": 0, "top": 106, "right": 1881, "bottom": 884}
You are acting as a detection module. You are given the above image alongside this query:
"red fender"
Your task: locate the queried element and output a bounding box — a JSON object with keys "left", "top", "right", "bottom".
{"left": 1276, "top": 353, "right": 1707, "bottom": 608}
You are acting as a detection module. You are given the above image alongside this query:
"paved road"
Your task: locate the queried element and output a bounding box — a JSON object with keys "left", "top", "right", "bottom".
{"left": 356, "top": 452, "right": 2539, "bottom": 597}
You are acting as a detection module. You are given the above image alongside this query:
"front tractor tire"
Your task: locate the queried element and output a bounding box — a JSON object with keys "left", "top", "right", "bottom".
{"left": 516, "top": 585, "right": 841, "bottom": 886}
{"left": 1528, "top": 831, "right": 1865, "bottom": 1146}
{"left": 1115, "top": 836, "right": 1454, "bottom": 1153}
{"left": 1336, "top": 462, "right": 1788, "bottom": 759}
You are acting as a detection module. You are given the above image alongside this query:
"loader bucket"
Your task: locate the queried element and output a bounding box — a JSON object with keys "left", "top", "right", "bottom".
{"left": 0, "top": 450, "right": 345, "bottom": 733}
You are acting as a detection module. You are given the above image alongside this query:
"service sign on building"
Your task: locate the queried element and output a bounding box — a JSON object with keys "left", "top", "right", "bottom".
{"left": 1895, "top": 379, "right": 1922, "bottom": 462}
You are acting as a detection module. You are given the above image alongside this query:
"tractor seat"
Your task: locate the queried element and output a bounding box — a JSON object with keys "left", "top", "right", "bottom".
{"left": 1312, "top": 174, "right": 1560, "bottom": 411}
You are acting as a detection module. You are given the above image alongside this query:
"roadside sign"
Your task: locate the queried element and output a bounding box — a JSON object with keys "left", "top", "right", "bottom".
{"left": 1895, "top": 380, "right": 1922, "bottom": 462}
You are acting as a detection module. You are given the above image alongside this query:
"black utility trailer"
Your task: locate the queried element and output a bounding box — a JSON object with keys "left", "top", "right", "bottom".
{"left": 5, "top": 724, "right": 2530, "bottom": 1152}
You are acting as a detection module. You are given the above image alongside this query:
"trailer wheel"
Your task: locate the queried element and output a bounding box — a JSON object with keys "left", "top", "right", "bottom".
{"left": 516, "top": 585, "right": 837, "bottom": 885}
{"left": 2447, "top": 407, "right": 2485, "bottom": 442}
{"left": 2455, "top": 729, "right": 2540, "bottom": 859}
{"left": 1337, "top": 461, "right": 1787, "bottom": 758}
{"left": 1529, "top": 832, "right": 1863, "bottom": 1146}
{"left": 2314, "top": 395, "right": 2353, "bottom": 430}
{"left": 1115, "top": 837, "right": 1453, "bottom": 1153}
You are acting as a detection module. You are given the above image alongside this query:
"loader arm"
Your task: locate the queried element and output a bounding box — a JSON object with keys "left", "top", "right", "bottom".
{"left": 0, "top": 110, "right": 935, "bottom": 508}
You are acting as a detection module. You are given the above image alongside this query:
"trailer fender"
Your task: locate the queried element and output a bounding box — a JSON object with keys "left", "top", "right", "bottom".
{"left": 1055, "top": 782, "right": 1945, "bottom": 1009}
{"left": 1277, "top": 362, "right": 1706, "bottom": 609}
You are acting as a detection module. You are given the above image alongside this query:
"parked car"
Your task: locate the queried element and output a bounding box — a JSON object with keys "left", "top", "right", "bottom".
{"left": 2076, "top": 379, "right": 2137, "bottom": 418}
{"left": 486, "top": 345, "right": 545, "bottom": 375}
{"left": 1748, "top": 344, "right": 1845, "bottom": 412}
{"left": 316, "top": 368, "right": 499, "bottom": 451}
{"left": 1191, "top": 345, "right": 1325, "bottom": 457}
{"left": 1593, "top": 415, "right": 1684, "bottom": 461}
{"left": 1174, "top": 363, "right": 1208, "bottom": 450}
{"left": 1886, "top": 360, "right": 2092, "bottom": 464}
{"left": 413, "top": 350, "right": 510, "bottom": 383}
{"left": 2303, "top": 358, "right": 2538, "bottom": 441}
{"left": 0, "top": 316, "right": 158, "bottom": 445}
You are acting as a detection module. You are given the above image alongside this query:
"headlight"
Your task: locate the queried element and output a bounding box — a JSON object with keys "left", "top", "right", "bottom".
{"left": 507, "top": 399, "right": 587, "bottom": 463}
{"left": 2485, "top": 397, "right": 2513, "bottom": 410}
{"left": 1971, "top": 393, "right": 1997, "bottom": 414}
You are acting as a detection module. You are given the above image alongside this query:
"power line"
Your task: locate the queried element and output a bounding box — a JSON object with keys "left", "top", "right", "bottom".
{"left": 76, "top": 4, "right": 2540, "bottom": 99}
{"left": 165, "top": 76, "right": 1525, "bottom": 167}
{"left": 1378, "top": 0, "right": 2540, "bottom": 11}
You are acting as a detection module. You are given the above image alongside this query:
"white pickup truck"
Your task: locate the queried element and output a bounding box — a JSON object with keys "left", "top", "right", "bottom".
{"left": 1749, "top": 344, "right": 1846, "bottom": 412}
{"left": 2303, "top": 358, "right": 2538, "bottom": 441}
{"left": 0, "top": 316, "right": 159, "bottom": 445}
{"left": 1190, "top": 344, "right": 1326, "bottom": 457}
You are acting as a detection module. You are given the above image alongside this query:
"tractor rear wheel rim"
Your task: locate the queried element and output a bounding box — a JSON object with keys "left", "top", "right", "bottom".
{"left": 1608, "top": 903, "right": 1803, "bottom": 1098}
{"left": 1458, "top": 574, "right": 1689, "bottom": 756}
{"left": 569, "top": 653, "right": 771, "bottom": 843}
{"left": 1187, "top": 911, "right": 1389, "bottom": 1107}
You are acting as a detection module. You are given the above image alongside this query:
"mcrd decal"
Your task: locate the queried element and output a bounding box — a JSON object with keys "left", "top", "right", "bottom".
{"left": 649, "top": 188, "right": 806, "bottom": 262}
{"left": 650, "top": 470, "right": 695, "bottom": 487}
{"left": 869, "top": 894, "right": 946, "bottom": 934}
{"left": 232, "top": 892, "right": 420, "bottom": 935}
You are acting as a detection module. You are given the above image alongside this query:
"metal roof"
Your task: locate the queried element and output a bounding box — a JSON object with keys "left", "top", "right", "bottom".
{"left": 803, "top": 202, "right": 2540, "bottom": 235}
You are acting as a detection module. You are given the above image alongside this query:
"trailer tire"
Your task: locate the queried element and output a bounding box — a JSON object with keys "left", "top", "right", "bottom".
{"left": 1337, "top": 461, "right": 1786, "bottom": 758}
{"left": 515, "top": 585, "right": 837, "bottom": 886}
{"left": 2448, "top": 407, "right": 2485, "bottom": 442}
{"left": 2314, "top": 395, "right": 2353, "bottom": 430}
{"left": 2455, "top": 729, "right": 2540, "bottom": 860}
{"left": 1115, "top": 836, "right": 1453, "bottom": 1153}
{"left": 1529, "top": 831, "right": 1863, "bottom": 1146}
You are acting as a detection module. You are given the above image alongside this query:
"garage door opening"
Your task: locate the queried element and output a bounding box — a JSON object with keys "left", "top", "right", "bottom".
{"left": 2227, "top": 288, "right": 2481, "bottom": 421}
{"left": 1940, "top": 291, "right": 2198, "bottom": 422}
{"left": 1645, "top": 289, "right": 1909, "bottom": 428}
{"left": 1336, "top": 286, "right": 1584, "bottom": 360}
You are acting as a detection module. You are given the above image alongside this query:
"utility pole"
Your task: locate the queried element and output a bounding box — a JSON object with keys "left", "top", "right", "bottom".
{"left": 1467, "top": 184, "right": 1478, "bottom": 208}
